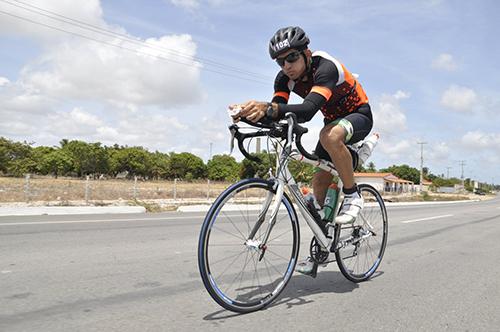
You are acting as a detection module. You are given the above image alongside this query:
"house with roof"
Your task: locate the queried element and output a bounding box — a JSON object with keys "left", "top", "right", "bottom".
{"left": 354, "top": 172, "right": 415, "bottom": 194}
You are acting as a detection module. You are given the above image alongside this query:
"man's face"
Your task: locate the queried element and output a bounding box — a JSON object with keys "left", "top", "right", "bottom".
{"left": 276, "top": 49, "right": 306, "bottom": 80}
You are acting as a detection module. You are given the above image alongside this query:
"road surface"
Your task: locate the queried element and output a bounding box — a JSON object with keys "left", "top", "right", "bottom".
{"left": 1, "top": 196, "right": 499, "bottom": 331}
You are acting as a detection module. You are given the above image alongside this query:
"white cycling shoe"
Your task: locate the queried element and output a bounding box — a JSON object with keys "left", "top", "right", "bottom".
{"left": 335, "top": 191, "right": 364, "bottom": 224}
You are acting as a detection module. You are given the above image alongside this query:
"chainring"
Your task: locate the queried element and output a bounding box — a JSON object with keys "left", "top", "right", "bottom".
{"left": 309, "top": 236, "right": 330, "bottom": 264}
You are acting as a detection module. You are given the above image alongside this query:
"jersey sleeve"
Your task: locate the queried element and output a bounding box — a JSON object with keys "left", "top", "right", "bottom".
{"left": 272, "top": 71, "right": 290, "bottom": 104}
{"left": 309, "top": 58, "right": 340, "bottom": 101}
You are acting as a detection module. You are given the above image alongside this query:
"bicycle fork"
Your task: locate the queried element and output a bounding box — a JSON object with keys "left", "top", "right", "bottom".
{"left": 245, "top": 179, "right": 286, "bottom": 260}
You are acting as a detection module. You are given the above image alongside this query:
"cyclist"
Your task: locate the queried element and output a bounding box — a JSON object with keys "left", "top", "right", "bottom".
{"left": 230, "top": 26, "right": 373, "bottom": 275}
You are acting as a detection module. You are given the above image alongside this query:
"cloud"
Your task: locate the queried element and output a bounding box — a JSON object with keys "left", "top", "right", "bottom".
{"left": 431, "top": 53, "right": 458, "bottom": 71}
{"left": 461, "top": 131, "right": 500, "bottom": 150}
{"left": 48, "top": 108, "right": 104, "bottom": 137}
{"left": 0, "top": 0, "right": 206, "bottom": 154}
{"left": 19, "top": 34, "right": 202, "bottom": 108}
{"left": 378, "top": 139, "right": 412, "bottom": 160}
{"left": 0, "top": 76, "right": 10, "bottom": 86}
{"left": 168, "top": 0, "right": 228, "bottom": 10}
{"left": 0, "top": 0, "right": 106, "bottom": 42}
{"left": 440, "top": 85, "right": 477, "bottom": 112}
{"left": 428, "top": 142, "right": 450, "bottom": 161}
{"left": 372, "top": 90, "right": 410, "bottom": 135}
{"left": 169, "top": 0, "right": 200, "bottom": 10}
{"left": 2, "top": 0, "right": 204, "bottom": 109}
{"left": 459, "top": 131, "right": 500, "bottom": 174}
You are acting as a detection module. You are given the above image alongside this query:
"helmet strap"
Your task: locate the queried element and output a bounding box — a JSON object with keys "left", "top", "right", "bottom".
{"left": 296, "top": 50, "right": 312, "bottom": 82}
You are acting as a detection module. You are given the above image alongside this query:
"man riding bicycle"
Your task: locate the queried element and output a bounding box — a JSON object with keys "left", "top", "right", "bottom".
{"left": 230, "top": 26, "right": 373, "bottom": 275}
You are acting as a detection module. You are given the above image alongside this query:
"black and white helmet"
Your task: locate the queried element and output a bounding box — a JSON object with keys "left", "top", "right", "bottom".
{"left": 269, "top": 26, "right": 310, "bottom": 59}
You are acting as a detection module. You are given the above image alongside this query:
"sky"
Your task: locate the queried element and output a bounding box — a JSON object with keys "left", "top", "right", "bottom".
{"left": 0, "top": 0, "right": 499, "bottom": 184}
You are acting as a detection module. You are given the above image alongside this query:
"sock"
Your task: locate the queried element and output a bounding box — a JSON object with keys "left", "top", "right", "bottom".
{"left": 343, "top": 184, "right": 358, "bottom": 195}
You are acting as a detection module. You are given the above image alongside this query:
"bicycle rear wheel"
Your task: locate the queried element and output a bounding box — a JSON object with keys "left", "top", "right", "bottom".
{"left": 335, "top": 183, "right": 388, "bottom": 282}
{"left": 198, "top": 178, "right": 300, "bottom": 313}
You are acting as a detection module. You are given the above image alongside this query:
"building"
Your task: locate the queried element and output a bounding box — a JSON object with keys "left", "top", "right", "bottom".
{"left": 354, "top": 172, "right": 415, "bottom": 194}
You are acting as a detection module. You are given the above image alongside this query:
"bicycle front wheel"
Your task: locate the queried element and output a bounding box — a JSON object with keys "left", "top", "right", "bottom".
{"left": 198, "top": 178, "right": 300, "bottom": 313}
{"left": 335, "top": 183, "right": 388, "bottom": 282}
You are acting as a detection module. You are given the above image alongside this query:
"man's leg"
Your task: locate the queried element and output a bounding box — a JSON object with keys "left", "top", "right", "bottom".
{"left": 312, "top": 170, "right": 332, "bottom": 207}
{"left": 319, "top": 122, "right": 363, "bottom": 224}
{"left": 319, "top": 125, "right": 355, "bottom": 189}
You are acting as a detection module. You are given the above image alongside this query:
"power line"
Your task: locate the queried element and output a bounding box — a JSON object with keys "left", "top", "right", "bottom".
{"left": 0, "top": 4, "right": 270, "bottom": 85}
{"left": 2, "top": 0, "right": 273, "bottom": 81}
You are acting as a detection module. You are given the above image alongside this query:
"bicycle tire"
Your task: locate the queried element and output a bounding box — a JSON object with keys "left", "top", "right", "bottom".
{"left": 335, "top": 183, "right": 388, "bottom": 282}
{"left": 198, "top": 178, "right": 300, "bottom": 313}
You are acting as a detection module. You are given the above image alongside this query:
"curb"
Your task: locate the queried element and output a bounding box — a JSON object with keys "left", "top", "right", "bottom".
{"left": 0, "top": 206, "right": 146, "bottom": 216}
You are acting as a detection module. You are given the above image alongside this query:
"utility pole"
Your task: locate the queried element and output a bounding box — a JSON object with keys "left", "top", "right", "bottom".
{"left": 417, "top": 142, "right": 427, "bottom": 193}
{"left": 446, "top": 167, "right": 452, "bottom": 179}
{"left": 209, "top": 142, "right": 213, "bottom": 161}
{"left": 256, "top": 137, "right": 261, "bottom": 154}
{"left": 458, "top": 160, "right": 466, "bottom": 190}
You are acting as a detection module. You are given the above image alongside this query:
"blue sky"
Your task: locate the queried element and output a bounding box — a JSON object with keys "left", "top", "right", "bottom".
{"left": 0, "top": 0, "right": 499, "bottom": 184}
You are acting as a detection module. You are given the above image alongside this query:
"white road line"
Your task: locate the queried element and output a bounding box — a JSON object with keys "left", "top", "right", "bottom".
{"left": 400, "top": 214, "right": 453, "bottom": 224}
{"left": 0, "top": 213, "right": 261, "bottom": 227}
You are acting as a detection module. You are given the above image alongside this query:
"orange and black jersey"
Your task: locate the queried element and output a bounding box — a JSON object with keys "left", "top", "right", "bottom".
{"left": 272, "top": 51, "right": 369, "bottom": 123}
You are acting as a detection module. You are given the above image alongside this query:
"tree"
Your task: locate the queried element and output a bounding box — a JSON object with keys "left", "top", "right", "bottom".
{"left": 288, "top": 159, "right": 314, "bottom": 183}
{"left": 150, "top": 151, "right": 170, "bottom": 179}
{"left": 60, "top": 140, "right": 108, "bottom": 177}
{"left": 240, "top": 152, "right": 275, "bottom": 179}
{"left": 39, "top": 149, "right": 74, "bottom": 178}
{"left": 109, "top": 147, "right": 152, "bottom": 177}
{"left": 207, "top": 155, "right": 240, "bottom": 181}
{"left": 358, "top": 161, "right": 377, "bottom": 173}
{"left": 379, "top": 164, "right": 420, "bottom": 183}
{"left": 0, "top": 137, "right": 34, "bottom": 176}
{"left": 168, "top": 152, "right": 206, "bottom": 179}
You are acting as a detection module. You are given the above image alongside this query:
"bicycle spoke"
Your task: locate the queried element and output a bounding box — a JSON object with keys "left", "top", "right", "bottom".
{"left": 212, "top": 224, "right": 246, "bottom": 242}
{"left": 215, "top": 249, "right": 248, "bottom": 281}
{"left": 220, "top": 211, "right": 247, "bottom": 240}
{"left": 199, "top": 179, "right": 299, "bottom": 312}
{"left": 210, "top": 249, "right": 246, "bottom": 267}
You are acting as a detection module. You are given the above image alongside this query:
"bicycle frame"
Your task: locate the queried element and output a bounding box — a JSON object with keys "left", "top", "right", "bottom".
{"left": 247, "top": 117, "right": 343, "bottom": 252}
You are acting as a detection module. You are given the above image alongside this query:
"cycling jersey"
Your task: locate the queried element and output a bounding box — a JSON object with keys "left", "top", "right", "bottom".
{"left": 272, "top": 51, "right": 369, "bottom": 122}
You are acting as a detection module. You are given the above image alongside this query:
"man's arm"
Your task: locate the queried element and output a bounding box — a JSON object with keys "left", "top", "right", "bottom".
{"left": 273, "top": 93, "right": 326, "bottom": 123}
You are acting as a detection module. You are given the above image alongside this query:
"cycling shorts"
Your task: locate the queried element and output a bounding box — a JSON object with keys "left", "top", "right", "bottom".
{"left": 314, "top": 103, "right": 373, "bottom": 163}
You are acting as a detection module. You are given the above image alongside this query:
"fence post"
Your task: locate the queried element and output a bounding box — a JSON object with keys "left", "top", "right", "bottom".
{"left": 173, "top": 178, "right": 177, "bottom": 202}
{"left": 207, "top": 179, "right": 211, "bottom": 201}
{"left": 24, "top": 173, "right": 31, "bottom": 203}
{"left": 133, "top": 176, "right": 138, "bottom": 200}
{"left": 85, "top": 175, "right": 90, "bottom": 205}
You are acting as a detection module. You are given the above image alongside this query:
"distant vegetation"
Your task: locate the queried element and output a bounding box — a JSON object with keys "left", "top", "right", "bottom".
{"left": 0, "top": 137, "right": 314, "bottom": 182}
{"left": 0, "top": 137, "right": 497, "bottom": 192}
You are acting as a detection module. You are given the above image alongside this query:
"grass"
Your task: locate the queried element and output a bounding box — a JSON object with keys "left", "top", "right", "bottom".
{"left": 0, "top": 176, "right": 232, "bottom": 203}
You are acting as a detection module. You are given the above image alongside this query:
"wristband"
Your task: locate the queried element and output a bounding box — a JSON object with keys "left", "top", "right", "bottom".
{"left": 266, "top": 103, "right": 274, "bottom": 120}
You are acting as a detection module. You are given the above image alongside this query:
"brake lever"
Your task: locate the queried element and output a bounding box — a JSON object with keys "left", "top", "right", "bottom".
{"left": 229, "top": 124, "right": 237, "bottom": 154}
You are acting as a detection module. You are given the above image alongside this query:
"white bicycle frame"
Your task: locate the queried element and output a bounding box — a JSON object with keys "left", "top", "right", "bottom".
{"left": 247, "top": 116, "right": 343, "bottom": 252}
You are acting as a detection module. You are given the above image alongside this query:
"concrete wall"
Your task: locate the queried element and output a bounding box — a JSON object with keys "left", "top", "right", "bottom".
{"left": 354, "top": 177, "right": 384, "bottom": 191}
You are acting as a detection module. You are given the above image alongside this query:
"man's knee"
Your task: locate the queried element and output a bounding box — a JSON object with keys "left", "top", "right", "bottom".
{"left": 319, "top": 125, "right": 345, "bottom": 149}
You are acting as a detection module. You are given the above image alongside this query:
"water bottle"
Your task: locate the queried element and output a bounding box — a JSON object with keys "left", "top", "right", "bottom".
{"left": 358, "top": 133, "right": 379, "bottom": 165}
{"left": 322, "top": 183, "right": 340, "bottom": 221}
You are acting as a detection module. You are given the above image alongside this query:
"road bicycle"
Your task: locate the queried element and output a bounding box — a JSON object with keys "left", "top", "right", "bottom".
{"left": 198, "top": 113, "right": 388, "bottom": 313}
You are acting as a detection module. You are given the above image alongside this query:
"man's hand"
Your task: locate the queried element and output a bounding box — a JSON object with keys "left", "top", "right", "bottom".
{"left": 228, "top": 104, "right": 243, "bottom": 122}
{"left": 239, "top": 101, "right": 267, "bottom": 123}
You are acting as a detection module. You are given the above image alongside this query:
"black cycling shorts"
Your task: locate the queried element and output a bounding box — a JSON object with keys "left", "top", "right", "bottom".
{"left": 314, "top": 103, "right": 373, "bottom": 162}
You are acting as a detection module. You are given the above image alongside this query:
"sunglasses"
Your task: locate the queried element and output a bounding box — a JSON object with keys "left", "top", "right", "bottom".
{"left": 276, "top": 51, "right": 302, "bottom": 67}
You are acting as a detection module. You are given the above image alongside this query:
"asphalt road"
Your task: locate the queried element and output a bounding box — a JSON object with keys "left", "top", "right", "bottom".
{"left": 1, "top": 196, "right": 499, "bottom": 331}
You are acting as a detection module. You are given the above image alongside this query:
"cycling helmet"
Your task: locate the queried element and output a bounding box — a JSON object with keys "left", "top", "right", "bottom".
{"left": 269, "top": 26, "right": 310, "bottom": 59}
